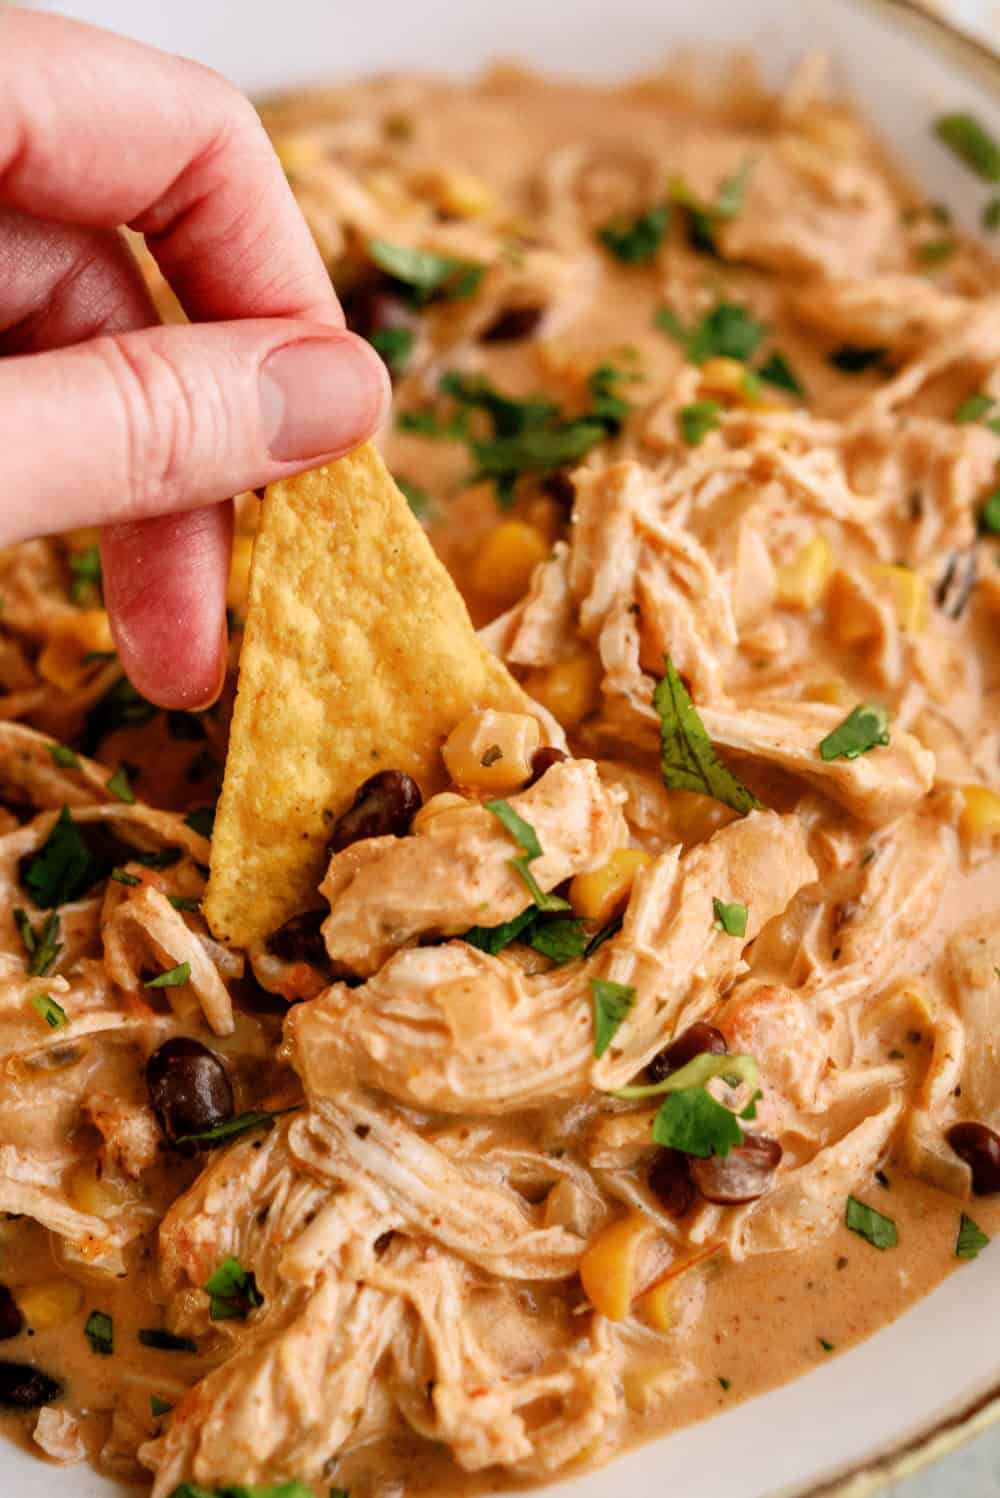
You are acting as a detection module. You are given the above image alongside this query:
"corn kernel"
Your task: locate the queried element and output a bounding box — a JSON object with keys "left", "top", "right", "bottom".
{"left": 68, "top": 1163, "right": 128, "bottom": 1220}
{"left": 441, "top": 709, "right": 540, "bottom": 792}
{"left": 870, "top": 564, "right": 929, "bottom": 634}
{"left": 661, "top": 790, "right": 736, "bottom": 847}
{"left": 17, "top": 1280, "right": 83, "bottom": 1331}
{"left": 37, "top": 611, "right": 114, "bottom": 693}
{"left": 227, "top": 534, "right": 255, "bottom": 613}
{"left": 803, "top": 677, "right": 853, "bottom": 707}
{"left": 775, "top": 535, "right": 832, "bottom": 611}
{"left": 579, "top": 1212, "right": 654, "bottom": 1321}
{"left": 522, "top": 652, "right": 602, "bottom": 729}
{"left": 959, "top": 785, "right": 1000, "bottom": 839}
{"left": 469, "top": 522, "right": 549, "bottom": 606}
{"left": 569, "top": 848, "right": 653, "bottom": 925}
{"left": 623, "top": 1364, "right": 680, "bottom": 1413}
{"left": 421, "top": 167, "right": 495, "bottom": 219}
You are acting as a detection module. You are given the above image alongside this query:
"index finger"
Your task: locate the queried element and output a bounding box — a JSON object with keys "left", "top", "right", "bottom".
{"left": 0, "top": 9, "right": 340, "bottom": 326}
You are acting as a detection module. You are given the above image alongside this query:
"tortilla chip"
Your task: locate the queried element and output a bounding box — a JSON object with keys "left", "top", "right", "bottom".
{"left": 204, "top": 443, "right": 528, "bottom": 948}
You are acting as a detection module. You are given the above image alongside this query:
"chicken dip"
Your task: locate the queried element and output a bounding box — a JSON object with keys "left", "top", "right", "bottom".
{"left": 2, "top": 51, "right": 1000, "bottom": 1498}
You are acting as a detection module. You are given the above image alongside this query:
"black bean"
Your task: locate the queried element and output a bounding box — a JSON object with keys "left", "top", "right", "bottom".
{"left": 647, "top": 1149, "right": 696, "bottom": 1218}
{"left": 266, "top": 910, "right": 329, "bottom": 969}
{"left": 327, "top": 770, "right": 423, "bottom": 855}
{"left": 480, "top": 304, "right": 545, "bottom": 343}
{"left": 947, "top": 1121, "right": 1000, "bottom": 1194}
{"left": 0, "top": 1287, "right": 22, "bottom": 1342}
{"left": 146, "top": 1037, "right": 235, "bottom": 1145}
{"left": 0, "top": 1362, "right": 61, "bottom": 1409}
{"left": 528, "top": 746, "right": 568, "bottom": 785}
{"left": 647, "top": 1022, "right": 727, "bottom": 1084}
{"left": 690, "top": 1132, "right": 783, "bottom": 1205}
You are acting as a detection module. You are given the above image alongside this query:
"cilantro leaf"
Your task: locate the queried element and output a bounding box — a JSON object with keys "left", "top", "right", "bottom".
{"left": 955, "top": 392, "right": 996, "bottom": 423}
{"left": 462, "top": 907, "right": 539, "bottom": 955}
{"left": 368, "top": 238, "right": 483, "bottom": 304}
{"left": 584, "top": 914, "right": 623, "bottom": 958}
{"left": 669, "top": 161, "right": 753, "bottom": 255}
{"left": 15, "top": 908, "right": 62, "bottom": 977}
{"left": 173, "top": 1109, "right": 293, "bottom": 1152}
{"left": 653, "top": 657, "right": 761, "bottom": 814}
{"left": 485, "top": 799, "right": 570, "bottom": 913}
{"left": 68, "top": 546, "right": 102, "bottom": 605}
{"left": 713, "top": 898, "right": 748, "bottom": 937}
{"left": 591, "top": 978, "right": 635, "bottom": 1058}
{"left": 84, "top": 1310, "right": 114, "bottom": 1356}
{"left": 934, "top": 112, "right": 1000, "bottom": 182}
{"left": 956, "top": 1213, "right": 990, "bottom": 1260}
{"left": 24, "top": 806, "right": 106, "bottom": 908}
{"left": 528, "top": 917, "right": 588, "bottom": 963}
{"left": 757, "top": 351, "right": 805, "bottom": 397}
{"left": 818, "top": 1337, "right": 835, "bottom": 1353}
{"left": 150, "top": 1395, "right": 173, "bottom": 1418}
{"left": 168, "top": 895, "right": 200, "bottom": 913}
{"left": 916, "top": 238, "right": 956, "bottom": 266}
{"left": 615, "top": 1050, "right": 759, "bottom": 1101}
{"left": 657, "top": 300, "right": 766, "bottom": 366}
{"left": 818, "top": 703, "right": 891, "bottom": 761}
{"left": 203, "top": 1257, "right": 263, "bottom": 1322}
{"left": 369, "top": 324, "right": 414, "bottom": 374}
{"left": 144, "top": 962, "right": 191, "bottom": 990}
{"left": 598, "top": 201, "right": 670, "bottom": 263}
{"left": 678, "top": 400, "right": 721, "bottom": 446}
{"left": 587, "top": 364, "right": 637, "bottom": 435}
{"left": 106, "top": 766, "right": 135, "bottom": 804}
{"left": 981, "top": 490, "right": 1000, "bottom": 534}
{"left": 829, "top": 345, "right": 886, "bottom": 374}
{"left": 48, "top": 744, "right": 80, "bottom": 770}
{"left": 30, "top": 993, "right": 67, "bottom": 1030}
{"left": 845, "top": 1195, "right": 897, "bottom": 1249}
{"left": 651, "top": 1086, "right": 744, "bottom": 1157}
{"left": 509, "top": 857, "right": 571, "bottom": 913}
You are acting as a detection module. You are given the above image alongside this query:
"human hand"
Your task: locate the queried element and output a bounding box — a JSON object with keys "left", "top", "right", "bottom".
{"left": 0, "top": 9, "right": 391, "bottom": 709}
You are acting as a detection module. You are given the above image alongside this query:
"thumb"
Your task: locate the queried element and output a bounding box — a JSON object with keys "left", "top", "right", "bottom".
{"left": 0, "top": 319, "right": 391, "bottom": 545}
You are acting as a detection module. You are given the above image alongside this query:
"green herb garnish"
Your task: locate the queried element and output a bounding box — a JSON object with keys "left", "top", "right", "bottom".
{"left": 369, "top": 238, "right": 483, "bottom": 303}
{"left": 652, "top": 1085, "right": 745, "bottom": 1157}
{"left": 85, "top": 1310, "right": 113, "bottom": 1356}
{"left": 144, "top": 962, "right": 191, "bottom": 990}
{"left": 106, "top": 766, "right": 135, "bottom": 804}
{"left": 845, "top": 1195, "right": 897, "bottom": 1250}
{"left": 138, "top": 1329, "right": 198, "bottom": 1353}
{"left": 591, "top": 978, "right": 635, "bottom": 1058}
{"left": 983, "top": 196, "right": 1000, "bottom": 232}
{"left": 980, "top": 490, "right": 1000, "bottom": 534}
{"left": 528, "top": 917, "right": 588, "bottom": 963}
{"left": 485, "top": 800, "right": 569, "bottom": 913}
{"left": 654, "top": 657, "right": 761, "bottom": 813}
{"left": 956, "top": 1213, "right": 990, "bottom": 1260}
{"left": 713, "top": 898, "right": 748, "bottom": 937}
{"left": 955, "top": 392, "right": 997, "bottom": 423}
{"left": 656, "top": 300, "right": 766, "bottom": 366}
{"left": 30, "top": 993, "right": 67, "bottom": 1029}
{"left": 916, "top": 238, "right": 956, "bottom": 265}
{"left": 462, "top": 907, "right": 539, "bottom": 955}
{"left": 173, "top": 1109, "right": 291, "bottom": 1152}
{"left": 167, "top": 895, "right": 200, "bottom": 912}
{"left": 757, "top": 351, "right": 805, "bottom": 397}
{"left": 678, "top": 400, "right": 721, "bottom": 447}
{"left": 818, "top": 1337, "right": 835, "bottom": 1352}
{"left": 48, "top": 744, "right": 80, "bottom": 770}
{"left": 15, "top": 908, "right": 63, "bottom": 977}
{"left": 718, "top": 1376, "right": 731, "bottom": 1391}
{"left": 369, "top": 325, "right": 414, "bottom": 374}
{"left": 670, "top": 160, "right": 753, "bottom": 255}
{"left": 613, "top": 1049, "right": 759, "bottom": 1101}
{"left": 150, "top": 1395, "right": 174, "bottom": 1418}
{"left": 598, "top": 201, "right": 670, "bottom": 263}
{"left": 203, "top": 1257, "right": 263, "bottom": 1322}
{"left": 818, "top": 703, "right": 890, "bottom": 761}
{"left": 23, "top": 806, "right": 105, "bottom": 908}
{"left": 934, "top": 112, "right": 1000, "bottom": 182}
{"left": 68, "top": 546, "right": 102, "bottom": 605}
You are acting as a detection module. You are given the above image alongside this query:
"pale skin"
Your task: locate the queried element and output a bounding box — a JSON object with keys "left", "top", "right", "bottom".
{"left": 0, "top": 9, "right": 392, "bottom": 710}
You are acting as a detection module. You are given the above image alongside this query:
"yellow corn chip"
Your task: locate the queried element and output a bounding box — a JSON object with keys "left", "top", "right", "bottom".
{"left": 204, "top": 442, "right": 528, "bottom": 948}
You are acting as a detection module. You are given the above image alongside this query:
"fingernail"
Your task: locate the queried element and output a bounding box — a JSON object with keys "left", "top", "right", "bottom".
{"left": 259, "top": 336, "right": 389, "bottom": 461}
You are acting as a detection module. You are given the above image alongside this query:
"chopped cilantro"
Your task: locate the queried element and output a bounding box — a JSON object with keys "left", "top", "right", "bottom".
{"left": 30, "top": 993, "right": 67, "bottom": 1030}
{"left": 956, "top": 1213, "right": 990, "bottom": 1260}
{"left": 829, "top": 345, "right": 886, "bottom": 374}
{"left": 369, "top": 324, "right": 414, "bottom": 374}
{"left": 713, "top": 898, "right": 748, "bottom": 937}
{"left": 955, "top": 392, "right": 996, "bottom": 423}
{"left": 528, "top": 917, "right": 588, "bottom": 963}
{"left": 916, "top": 238, "right": 956, "bottom": 265}
{"left": 23, "top": 806, "right": 106, "bottom": 908}
{"left": 134, "top": 847, "right": 183, "bottom": 870}
{"left": 184, "top": 807, "right": 216, "bottom": 839}
{"left": 980, "top": 489, "right": 1000, "bottom": 534}
{"left": 106, "top": 766, "right": 135, "bottom": 804}
{"left": 48, "top": 744, "right": 80, "bottom": 770}
{"left": 168, "top": 895, "right": 201, "bottom": 913}
{"left": 598, "top": 201, "right": 670, "bottom": 263}
{"left": 934, "top": 112, "right": 1000, "bottom": 182}
{"left": 678, "top": 400, "right": 721, "bottom": 446}
{"left": 653, "top": 657, "right": 761, "bottom": 814}
{"left": 462, "top": 907, "right": 539, "bottom": 955}
{"left": 757, "top": 351, "right": 805, "bottom": 397}
{"left": 203, "top": 1257, "right": 263, "bottom": 1322}
{"left": 144, "top": 962, "right": 191, "bottom": 990}
{"left": 652, "top": 1085, "right": 744, "bottom": 1157}
{"left": 111, "top": 868, "right": 141, "bottom": 886}
{"left": 983, "top": 196, "right": 1000, "bottom": 232}
{"left": 656, "top": 300, "right": 766, "bottom": 366}
{"left": 584, "top": 914, "right": 623, "bottom": 958}
{"left": 138, "top": 1329, "right": 198, "bottom": 1353}
{"left": 818, "top": 703, "right": 890, "bottom": 761}
{"left": 368, "top": 238, "right": 483, "bottom": 303}
{"left": 845, "top": 1195, "right": 897, "bottom": 1250}
{"left": 68, "top": 546, "right": 102, "bottom": 605}
{"left": 170, "top": 1485, "right": 314, "bottom": 1498}
{"left": 718, "top": 1376, "right": 731, "bottom": 1391}
{"left": 150, "top": 1395, "right": 173, "bottom": 1418}
{"left": 669, "top": 160, "right": 753, "bottom": 255}
{"left": 587, "top": 363, "right": 638, "bottom": 435}
{"left": 591, "top": 978, "right": 635, "bottom": 1058}
{"left": 84, "top": 1310, "right": 113, "bottom": 1356}
{"left": 396, "top": 477, "right": 431, "bottom": 519}
{"left": 471, "top": 421, "right": 606, "bottom": 504}
{"left": 15, "top": 908, "right": 62, "bottom": 977}
{"left": 818, "top": 1337, "right": 835, "bottom": 1352}
{"left": 613, "top": 1049, "right": 758, "bottom": 1101}
{"left": 485, "top": 800, "right": 569, "bottom": 913}
{"left": 173, "top": 1109, "right": 292, "bottom": 1152}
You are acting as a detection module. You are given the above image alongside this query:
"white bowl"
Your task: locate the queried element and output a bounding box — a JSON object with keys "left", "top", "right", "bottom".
{"left": 17, "top": 2, "right": 1000, "bottom": 1495}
